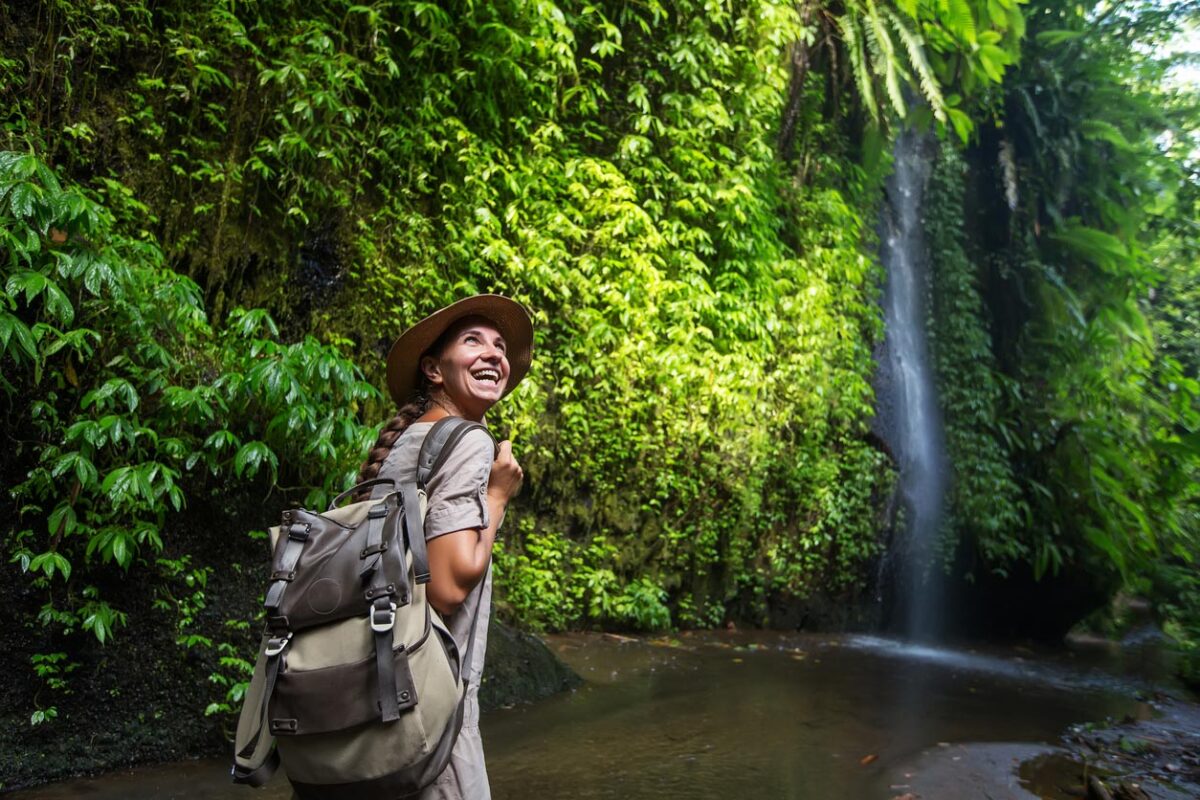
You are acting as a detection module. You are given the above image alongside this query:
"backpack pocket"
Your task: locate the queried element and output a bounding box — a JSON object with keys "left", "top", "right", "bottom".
{"left": 269, "top": 639, "right": 421, "bottom": 737}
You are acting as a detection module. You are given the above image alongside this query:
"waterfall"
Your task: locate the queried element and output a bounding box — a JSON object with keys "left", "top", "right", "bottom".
{"left": 874, "top": 128, "right": 948, "bottom": 641}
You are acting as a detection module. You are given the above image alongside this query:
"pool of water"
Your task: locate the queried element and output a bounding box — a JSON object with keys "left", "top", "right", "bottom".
{"left": 8, "top": 630, "right": 1158, "bottom": 799}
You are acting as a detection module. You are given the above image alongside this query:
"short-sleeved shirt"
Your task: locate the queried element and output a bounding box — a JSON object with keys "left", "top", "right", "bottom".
{"left": 373, "top": 421, "right": 495, "bottom": 695}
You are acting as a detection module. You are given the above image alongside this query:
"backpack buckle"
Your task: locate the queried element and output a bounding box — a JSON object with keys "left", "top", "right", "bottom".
{"left": 370, "top": 602, "right": 397, "bottom": 633}
{"left": 265, "top": 632, "right": 292, "bottom": 657}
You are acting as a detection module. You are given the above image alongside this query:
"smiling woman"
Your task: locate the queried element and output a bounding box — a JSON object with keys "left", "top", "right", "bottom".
{"left": 353, "top": 294, "right": 534, "bottom": 800}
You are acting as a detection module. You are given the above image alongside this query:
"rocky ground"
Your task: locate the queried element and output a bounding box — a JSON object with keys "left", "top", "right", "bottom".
{"left": 1038, "top": 696, "right": 1200, "bottom": 800}
{"left": 886, "top": 697, "right": 1200, "bottom": 800}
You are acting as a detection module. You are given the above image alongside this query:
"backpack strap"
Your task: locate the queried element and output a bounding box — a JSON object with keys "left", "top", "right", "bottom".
{"left": 415, "top": 418, "right": 498, "bottom": 701}
{"left": 402, "top": 417, "right": 496, "bottom": 585}
{"left": 362, "top": 496, "right": 406, "bottom": 722}
{"left": 417, "top": 417, "right": 497, "bottom": 488}
{"left": 377, "top": 417, "right": 493, "bottom": 723}
{"left": 327, "top": 477, "right": 394, "bottom": 511}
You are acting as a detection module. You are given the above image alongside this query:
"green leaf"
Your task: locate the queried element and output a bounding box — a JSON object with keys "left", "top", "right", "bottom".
{"left": 100, "top": 466, "right": 139, "bottom": 504}
{"left": 28, "top": 551, "right": 71, "bottom": 581}
{"left": 1049, "top": 223, "right": 1130, "bottom": 273}
{"left": 1080, "top": 119, "right": 1133, "bottom": 152}
{"left": 8, "top": 181, "right": 40, "bottom": 218}
{"left": 47, "top": 503, "right": 77, "bottom": 538}
{"left": 0, "top": 312, "right": 38, "bottom": 361}
{"left": 41, "top": 279, "right": 74, "bottom": 325}
{"left": 1035, "top": 29, "right": 1084, "bottom": 46}
{"left": 234, "top": 441, "right": 278, "bottom": 479}
{"left": 6, "top": 270, "right": 48, "bottom": 303}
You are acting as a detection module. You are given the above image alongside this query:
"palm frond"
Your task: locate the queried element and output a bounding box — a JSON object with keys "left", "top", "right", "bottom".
{"left": 945, "top": 0, "right": 976, "bottom": 44}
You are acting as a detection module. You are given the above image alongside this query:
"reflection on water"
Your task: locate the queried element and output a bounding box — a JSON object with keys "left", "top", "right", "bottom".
{"left": 9, "top": 631, "right": 1152, "bottom": 800}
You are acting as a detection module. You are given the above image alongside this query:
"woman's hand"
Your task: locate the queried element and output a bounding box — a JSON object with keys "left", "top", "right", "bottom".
{"left": 487, "top": 440, "right": 523, "bottom": 504}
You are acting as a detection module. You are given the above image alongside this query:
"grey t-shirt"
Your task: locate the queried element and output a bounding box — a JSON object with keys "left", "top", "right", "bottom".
{"left": 374, "top": 421, "right": 495, "bottom": 699}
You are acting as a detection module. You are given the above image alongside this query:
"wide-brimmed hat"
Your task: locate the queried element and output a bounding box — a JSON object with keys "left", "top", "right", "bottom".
{"left": 385, "top": 294, "right": 534, "bottom": 405}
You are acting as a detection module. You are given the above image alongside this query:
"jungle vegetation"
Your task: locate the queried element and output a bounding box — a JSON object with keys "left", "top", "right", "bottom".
{"left": 0, "top": 0, "right": 1197, "bottom": 773}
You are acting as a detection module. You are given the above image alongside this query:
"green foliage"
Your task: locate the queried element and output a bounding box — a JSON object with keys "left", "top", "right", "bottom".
{"left": 0, "top": 149, "right": 378, "bottom": 709}
{"left": 205, "top": 619, "right": 255, "bottom": 719}
{"left": 494, "top": 530, "right": 673, "bottom": 631}
{"left": 949, "top": 0, "right": 1200, "bottom": 642}
{"left": 0, "top": 0, "right": 895, "bottom": 666}
{"left": 925, "top": 145, "right": 1023, "bottom": 569}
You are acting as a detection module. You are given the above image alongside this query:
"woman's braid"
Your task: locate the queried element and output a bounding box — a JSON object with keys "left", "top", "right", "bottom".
{"left": 355, "top": 396, "right": 430, "bottom": 497}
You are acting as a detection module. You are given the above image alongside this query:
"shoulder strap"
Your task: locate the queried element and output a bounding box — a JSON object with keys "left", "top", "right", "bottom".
{"left": 402, "top": 417, "right": 496, "bottom": 585}
{"left": 417, "top": 418, "right": 498, "bottom": 689}
{"left": 417, "top": 417, "right": 497, "bottom": 488}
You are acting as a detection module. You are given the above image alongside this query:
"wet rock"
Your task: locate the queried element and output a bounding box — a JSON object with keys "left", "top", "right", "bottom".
{"left": 1088, "top": 775, "right": 1115, "bottom": 800}
{"left": 478, "top": 618, "right": 581, "bottom": 712}
{"left": 1113, "top": 782, "right": 1153, "bottom": 800}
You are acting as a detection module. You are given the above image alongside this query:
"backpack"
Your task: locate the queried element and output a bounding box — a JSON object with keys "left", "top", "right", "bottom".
{"left": 231, "top": 417, "right": 494, "bottom": 798}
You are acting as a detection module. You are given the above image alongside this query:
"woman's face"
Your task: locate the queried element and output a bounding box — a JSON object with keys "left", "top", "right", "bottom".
{"left": 421, "top": 316, "right": 510, "bottom": 421}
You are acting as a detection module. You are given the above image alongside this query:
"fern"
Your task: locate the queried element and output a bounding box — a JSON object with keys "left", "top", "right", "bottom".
{"left": 885, "top": 7, "right": 947, "bottom": 121}
{"left": 839, "top": 12, "right": 879, "bottom": 123}
{"left": 864, "top": 0, "right": 908, "bottom": 117}
{"left": 944, "top": 0, "right": 977, "bottom": 45}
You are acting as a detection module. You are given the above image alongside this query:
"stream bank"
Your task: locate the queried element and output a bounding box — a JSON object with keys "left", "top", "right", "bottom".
{"left": 8, "top": 630, "right": 1196, "bottom": 799}
{"left": 0, "top": 615, "right": 577, "bottom": 792}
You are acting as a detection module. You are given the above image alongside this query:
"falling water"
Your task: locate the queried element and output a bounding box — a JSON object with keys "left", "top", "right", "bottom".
{"left": 875, "top": 128, "right": 948, "bottom": 641}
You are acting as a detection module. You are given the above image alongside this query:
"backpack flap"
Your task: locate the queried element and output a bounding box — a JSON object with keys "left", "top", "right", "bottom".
{"left": 266, "top": 498, "right": 410, "bottom": 634}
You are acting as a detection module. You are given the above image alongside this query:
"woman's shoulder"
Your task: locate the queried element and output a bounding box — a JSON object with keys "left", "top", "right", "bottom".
{"left": 394, "top": 420, "right": 494, "bottom": 467}
{"left": 427, "top": 424, "right": 496, "bottom": 478}
{"left": 393, "top": 420, "right": 435, "bottom": 449}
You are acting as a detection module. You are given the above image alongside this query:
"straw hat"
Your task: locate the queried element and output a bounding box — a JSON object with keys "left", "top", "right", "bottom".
{"left": 385, "top": 295, "right": 534, "bottom": 405}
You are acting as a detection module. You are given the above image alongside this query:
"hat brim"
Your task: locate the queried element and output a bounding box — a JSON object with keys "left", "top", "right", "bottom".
{"left": 385, "top": 295, "right": 534, "bottom": 406}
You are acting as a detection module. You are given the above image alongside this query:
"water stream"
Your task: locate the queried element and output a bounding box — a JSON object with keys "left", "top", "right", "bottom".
{"left": 875, "top": 128, "right": 949, "bottom": 639}
{"left": 9, "top": 632, "right": 1157, "bottom": 799}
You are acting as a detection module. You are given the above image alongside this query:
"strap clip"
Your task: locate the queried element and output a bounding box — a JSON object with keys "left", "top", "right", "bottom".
{"left": 265, "top": 632, "right": 292, "bottom": 657}
{"left": 370, "top": 602, "right": 398, "bottom": 633}
{"left": 287, "top": 523, "right": 311, "bottom": 542}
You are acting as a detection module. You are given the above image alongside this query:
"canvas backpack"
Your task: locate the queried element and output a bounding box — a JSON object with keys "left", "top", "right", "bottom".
{"left": 232, "top": 417, "right": 494, "bottom": 798}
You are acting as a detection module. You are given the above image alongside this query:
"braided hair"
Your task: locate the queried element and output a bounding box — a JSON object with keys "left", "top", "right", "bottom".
{"left": 355, "top": 395, "right": 431, "bottom": 498}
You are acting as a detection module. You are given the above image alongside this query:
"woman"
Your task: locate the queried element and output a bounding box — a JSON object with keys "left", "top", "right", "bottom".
{"left": 356, "top": 294, "right": 533, "bottom": 800}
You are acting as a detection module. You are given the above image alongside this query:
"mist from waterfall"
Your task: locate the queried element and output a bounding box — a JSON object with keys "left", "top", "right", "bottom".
{"left": 876, "top": 128, "right": 949, "bottom": 641}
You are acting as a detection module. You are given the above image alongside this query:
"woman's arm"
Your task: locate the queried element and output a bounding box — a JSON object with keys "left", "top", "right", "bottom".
{"left": 425, "top": 440, "right": 522, "bottom": 616}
